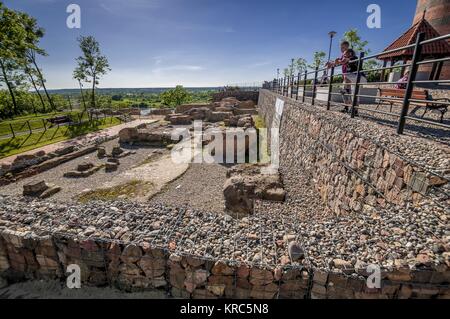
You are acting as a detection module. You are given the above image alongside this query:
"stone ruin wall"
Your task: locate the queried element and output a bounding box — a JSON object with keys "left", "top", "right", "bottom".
{"left": 258, "top": 89, "right": 448, "bottom": 215}
{"left": 1, "top": 228, "right": 449, "bottom": 299}
{"left": 212, "top": 91, "right": 259, "bottom": 104}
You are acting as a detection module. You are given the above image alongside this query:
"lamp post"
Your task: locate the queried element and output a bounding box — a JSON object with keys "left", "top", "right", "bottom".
{"left": 327, "top": 31, "right": 337, "bottom": 63}
{"left": 290, "top": 58, "right": 295, "bottom": 76}
{"left": 276, "top": 68, "right": 280, "bottom": 79}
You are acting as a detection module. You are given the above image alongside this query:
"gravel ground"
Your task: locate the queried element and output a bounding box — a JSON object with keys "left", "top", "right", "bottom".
{"left": 150, "top": 163, "right": 229, "bottom": 213}
{"left": 357, "top": 103, "right": 450, "bottom": 146}
{"left": 0, "top": 164, "right": 447, "bottom": 273}
{"left": 0, "top": 139, "right": 165, "bottom": 202}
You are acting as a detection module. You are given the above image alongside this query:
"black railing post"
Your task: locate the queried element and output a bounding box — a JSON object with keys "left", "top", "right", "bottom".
{"left": 290, "top": 75, "right": 294, "bottom": 98}
{"left": 284, "top": 77, "right": 287, "bottom": 96}
{"left": 327, "top": 66, "right": 335, "bottom": 110}
{"left": 398, "top": 32, "right": 425, "bottom": 134}
{"left": 288, "top": 76, "right": 291, "bottom": 97}
{"left": 286, "top": 76, "right": 289, "bottom": 97}
{"left": 302, "top": 70, "right": 307, "bottom": 103}
{"left": 9, "top": 124, "right": 15, "bottom": 139}
{"left": 296, "top": 72, "right": 301, "bottom": 100}
{"left": 350, "top": 52, "right": 365, "bottom": 118}
{"left": 27, "top": 120, "right": 32, "bottom": 135}
{"left": 311, "top": 66, "right": 319, "bottom": 106}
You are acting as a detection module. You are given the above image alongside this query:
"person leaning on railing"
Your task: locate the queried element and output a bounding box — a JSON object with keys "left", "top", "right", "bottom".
{"left": 394, "top": 70, "right": 409, "bottom": 90}
{"left": 326, "top": 41, "right": 367, "bottom": 112}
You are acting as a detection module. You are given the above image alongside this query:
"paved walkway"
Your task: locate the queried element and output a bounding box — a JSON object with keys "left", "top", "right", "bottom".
{"left": 0, "top": 118, "right": 159, "bottom": 166}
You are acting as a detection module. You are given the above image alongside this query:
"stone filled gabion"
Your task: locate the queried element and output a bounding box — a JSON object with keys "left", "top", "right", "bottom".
{"left": 0, "top": 195, "right": 448, "bottom": 299}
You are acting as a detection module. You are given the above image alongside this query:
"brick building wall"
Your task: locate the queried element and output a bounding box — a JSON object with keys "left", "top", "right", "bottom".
{"left": 414, "top": 0, "right": 450, "bottom": 79}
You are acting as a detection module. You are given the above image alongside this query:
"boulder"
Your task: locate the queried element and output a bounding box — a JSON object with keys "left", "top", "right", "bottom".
{"left": 233, "top": 108, "right": 259, "bottom": 116}
{"left": 169, "top": 115, "right": 192, "bottom": 125}
{"left": 223, "top": 176, "right": 255, "bottom": 215}
{"left": 223, "top": 164, "right": 286, "bottom": 214}
{"left": 215, "top": 106, "right": 234, "bottom": 113}
{"left": 237, "top": 116, "right": 255, "bottom": 129}
{"left": 107, "top": 158, "right": 120, "bottom": 164}
{"left": 185, "top": 107, "right": 212, "bottom": 120}
{"left": 208, "top": 112, "right": 233, "bottom": 123}
{"left": 176, "top": 103, "right": 214, "bottom": 114}
{"left": 263, "top": 188, "right": 286, "bottom": 202}
{"left": 288, "top": 241, "right": 304, "bottom": 261}
{"left": 39, "top": 185, "right": 62, "bottom": 199}
{"left": 105, "top": 162, "right": 119, "bottom": 172}
{"left": 119, "top": 128, "right": 139, "bottom": 143}
{"left": 237, "top": 100, "right": 256, "bottom": 109}
{"left": 151, "top": 108, "right": 173, "bottom": 116}
{"left": 23, "top": 180, "right": 48, "bottom": 196}
{"left": 77, "top": 162, "right": 94, "bottom": 172}
{"left": 97, "top": 147, "right": 106, "bottom": 158}
{"left": 112, "top": 146, "right": 124, "bottom": 157}
{"left": 23, "top": 180, "right": 61, "bottom": 198}
{"left": 220, "top": 97, "right": 240, "bottom": 108}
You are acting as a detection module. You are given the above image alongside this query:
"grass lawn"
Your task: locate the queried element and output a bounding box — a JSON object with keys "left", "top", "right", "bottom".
{"left": 0, "top": 111, "right": 90, "bottom": 137}
{"left": 0, "top": 117, "right": 121, "bottom": 159}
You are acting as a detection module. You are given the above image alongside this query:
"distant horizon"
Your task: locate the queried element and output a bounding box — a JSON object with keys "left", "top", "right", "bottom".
{"left": 46, "top": 86, "right": 225, "bottom": 93}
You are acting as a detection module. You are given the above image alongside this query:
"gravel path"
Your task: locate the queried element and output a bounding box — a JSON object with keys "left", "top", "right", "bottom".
{"left": 150, "top": 163, "right": 229, "bottom": 213}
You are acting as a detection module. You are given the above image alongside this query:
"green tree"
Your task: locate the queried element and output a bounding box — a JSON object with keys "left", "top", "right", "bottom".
{"left": 295, "top": 58, "right": 308, "bottom": 74}
{"left": 19, "top": 11, "right": 55, "bottom": 111}
{"left": 0, "top": 3, "right": 27, "bottom": 115}
{"left": 309, "top": 51, "right": 327, "bottom": 69}
{"left": 75, "top": 36, "right": 110, "bottom": 108}
{"left": 343, "top": 29, "right": 370, "bottom": 55}
{"left": 73, "top": 66, "right": 88, "bottom": 110}
{"left": 23, "top": 63, "right": 46, "bottom": 112}
{"left": 160, "top": 85, "right": 192, "bottom": 107}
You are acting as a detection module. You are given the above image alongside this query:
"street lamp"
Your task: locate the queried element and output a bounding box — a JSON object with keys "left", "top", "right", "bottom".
{"left": 290, "top": 58, "right": 295, "bottom": 76}
{"left": 327, "top": 31, "right": 337, "bottom": 62}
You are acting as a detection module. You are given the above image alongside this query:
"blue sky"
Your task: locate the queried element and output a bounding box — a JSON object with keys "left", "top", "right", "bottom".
{"left": 4, "top": 0, "right": 417, "bottom": 89}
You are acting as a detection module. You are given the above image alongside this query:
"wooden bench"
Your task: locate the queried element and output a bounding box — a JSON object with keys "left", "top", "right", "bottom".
{"left": 47, "top": 115, "right": 71, "bottom": 125}
{"left": 377, "top": 88, "right": 448, "bottom": 123}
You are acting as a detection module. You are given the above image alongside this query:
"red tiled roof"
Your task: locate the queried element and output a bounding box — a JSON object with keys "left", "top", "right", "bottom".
{"left": 378, "top": 18, "right": 450, "bottom": 60}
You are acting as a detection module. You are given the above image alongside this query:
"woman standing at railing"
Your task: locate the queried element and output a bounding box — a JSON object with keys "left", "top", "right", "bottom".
{"left": 327, "top": 41, "right": 367, "bottom": 111}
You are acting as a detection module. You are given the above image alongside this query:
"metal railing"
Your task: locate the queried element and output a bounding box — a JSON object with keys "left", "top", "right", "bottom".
{"left": 265, "top": 32, "right": 450, "bottom": 136}
{"left": 0, "top": 109, "right": 132, "bottom": 141}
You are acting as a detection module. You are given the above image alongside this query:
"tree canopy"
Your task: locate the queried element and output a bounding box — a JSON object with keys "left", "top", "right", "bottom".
{"left": 74, "top": 36, "right": 110, "bottom": 108}
{"left": 160, "top": 85, "right": 192, "bottom": 107}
